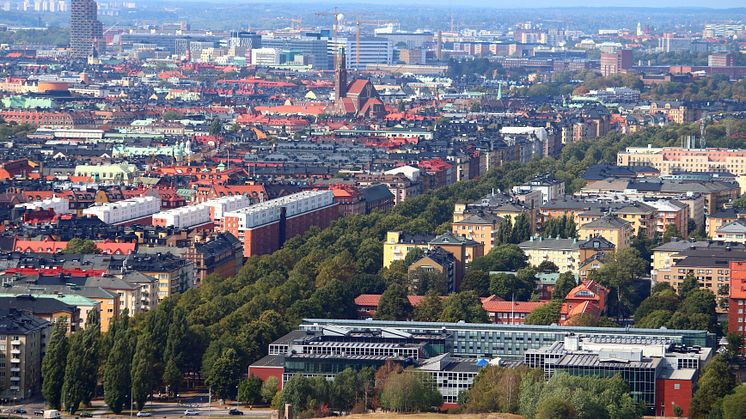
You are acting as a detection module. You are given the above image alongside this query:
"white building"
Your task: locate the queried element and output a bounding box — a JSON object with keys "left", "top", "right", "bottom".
{"left": 251, "top": 48, "right": 281, "bottom": 66}
{"left": 83, "top": 196, "right": 160, "bottom": 224}
{"left": 16, "top": 196, "right": 70, "bottom": 214}
{"left": 202, "top": 195, "right": 252, "bottom": 224}
{"left": 329, "top": 37, "right": 393, "bottom": 70}
{"left": 152, "top": 205, "right": 211, "bottom": 229}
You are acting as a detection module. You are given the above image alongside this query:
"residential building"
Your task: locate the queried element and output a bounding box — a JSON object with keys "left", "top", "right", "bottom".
{"left": 184, "top": 232, "right": 244, "bottom": 284}
{"left": 123, "top": 253, "right": 194, "bottom": 300}
{"left": 0, "top": 309, "right": 49, "bottom": 400}
{"left": 578, "top": 215, "right": 632, "bottom": 250}
{"left": 600, "top": 49, "right": 632, "bottom": 76}
{"left": 617, "top": 147, "right": 746, "bottom": 176}
{"left": 518, "top": 237, "right": 580, "bottom": 273}
{"left": 408, "top": 247, "right": 458, "bottom": 293}
{"left": 70, "top": 0, "right": 104, "bottom": 59}
{"left": 0, "top": 295, "right": 79, "bottom": 334}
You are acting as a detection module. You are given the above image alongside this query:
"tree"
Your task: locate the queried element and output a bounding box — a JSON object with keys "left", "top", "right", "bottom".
{"left": 209, "top": 118, "right": 223, "bottom": 135}
{"left": 635, "top": 309, "right": 672, "bottom": 329}
{"left": 524, "top": 300, "right": 562, "bottom": 325}
{"left": 489, "top": 269, "right": 536, "bottom": 301}
{"left": 64, "top": 238, "right": 100, "bottom": 254}
{"left": 663, "top": 223, "right": 679, "bottom": 243}
{"left": 376, "top": 283, "right": 413, "bottom": 320}
{"left": 162, "top": 110, "right": 182, "bottom": 121}
{"left": 552, "top": 272, "right": 577, "bottom": 300}
{"left": 634, "top": 288, "right": 680, "bottom": 321}
{"left": 497, "top": 216, "right": 514, "bottom": 244}
{"left": 519, "top": 372, "right": 642, "bottom": 419}
{"left": 724, "top": 331, "right": 744, "bottom": 361}
{"left": 588, "top": 248, "right": 648, "bottom": 317}
{"left": 409, "top": 269, "right": 447, "bottom": 295}
{"left": 678, "top": 272, "right": 699, "bottom": 298}
{"left": 536, "top": 260, "right": 559, "bottom": 273}
{"left": 462, "top": 365, "right": 542, "bottom": 413}
{"left": 460, "top": 268, "right": 490, "bottom": 296}
{"left": 439, "top": 291, "right": 488, "bottom": 323}
{"left": 330, "top": 368, "right": 374, "bottom": 413}
{"left": 412, "top": 291, "right": 444, "bottom": 322}
{"left": 163, "top": 307, "right": 188, "bottom": 395}
{"left": 722, "top": 384, "right": 746, "bottom": 419}
{"left": 237, "top": 376, "right": 263, "bottom": 405}
{"left": 104, "top": 328, "right": 134, "bottom": 414}
{"left": 470, "top": 244, "right": 528, "bottom": 272}
{"left": 512, "top": 213, "right": 531, "bottom": 243}
{"left": 205, "top": 348, "right": 241, "bottom": 400}
{"left": 535, "top": 397, "right": 577, "bottom": 419}
{"left": 379, "top": 370, "right": 441, "bottom": 413}
{"left": 260, "top": 376, "right": 279, "bottom": 404}
{"left": 62, "top": 310, "right": 100, "bottom": 413}
{"left": 689, "top": 355, "right": 735, "bottom": 419}
{"left": 42, "top": 320, "right": 69, "bottom": 409}
{"left": 131, "top": 332, "right": 158, "bottom": 411}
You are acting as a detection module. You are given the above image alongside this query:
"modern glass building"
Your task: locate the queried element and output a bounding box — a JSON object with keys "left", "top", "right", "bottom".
{"left": 301, "top": 319, "right": 715, "bottom": 359}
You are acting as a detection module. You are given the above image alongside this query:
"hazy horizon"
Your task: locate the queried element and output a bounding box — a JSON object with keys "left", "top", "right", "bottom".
{"left": 166, "top": 0, "right": 746, "bottom": 8}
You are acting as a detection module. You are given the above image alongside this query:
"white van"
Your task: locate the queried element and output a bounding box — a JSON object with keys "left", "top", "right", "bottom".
{"left": 43, "top": 410, "right": 61, "bottom": 419}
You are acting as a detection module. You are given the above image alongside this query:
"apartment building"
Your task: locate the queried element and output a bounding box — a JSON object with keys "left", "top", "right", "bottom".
{"left": 0, "top": 309, "right": 49, "bottom": 401}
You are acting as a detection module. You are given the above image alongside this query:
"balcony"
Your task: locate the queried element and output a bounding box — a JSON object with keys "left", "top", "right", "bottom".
{"left": 10, "top": 376, "right": 20, "bottom": 382}
{"left": 11, "top": 348, "right": 21, "bottom": 355}
{"left": 11, "top": 340, "right": 21, "bottom": 345}
{"left": 10, "top": 357, "right": 21, "bottom": 363}
{"left": 9, "top": 386, "right": 19, "bottom": 391}
{"left": 10, "top": 367, "right": 20, "bottom": 373}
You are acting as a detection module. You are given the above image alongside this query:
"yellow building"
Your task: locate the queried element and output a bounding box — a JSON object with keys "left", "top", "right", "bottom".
{"left": 74, "top": 163, "right": 137, "bottom": 182}
{"left": 578, "top": 215, "right": 632, "bottom": 250}
{"left": 452, "top": 212, "right": 501, "bottom": 255}
{"left": 383, "top": 231, "right": 432, "bottom": 268}
{"left": 518, "top": 237, "right": 581, "bottom": 273}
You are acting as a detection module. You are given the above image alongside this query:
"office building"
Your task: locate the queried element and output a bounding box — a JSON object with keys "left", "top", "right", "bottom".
{"left": 525, "top": 333, "right": 710, "bottom": 416}
{"left": 229, "top": 31, "right": 262, "bottom": 57}
{"left": 261, "top": 37, "right": 330, "bottom": 69}
{"left": 600, "top": 49, "right": 632, "bottom": 77}
{"left": 251, "top": 48, "right": 281, "bottom": 66}
{"left": 83, "top": 196, "right": 160, "bottom": 225}
{"left": 708, "top": 52, "right": 736, "bottom": 67}
{"left": 329, "top": 37, "right": 393, "bottom": 70}
{"left": 70, "top": 0, "right": 104, "bottom": 59}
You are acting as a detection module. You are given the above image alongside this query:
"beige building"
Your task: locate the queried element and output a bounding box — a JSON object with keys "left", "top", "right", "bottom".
{"left": 578, "top": 215, "right": 632, "bottom": 250}
{"left": 618, "top": 147, "right": 746, "bottom": 176}
{"left": 518, "top": 237, "right": 580, "bottom": 273}
{"left": 0, "top": 309, "right": 50, "bottom": 400}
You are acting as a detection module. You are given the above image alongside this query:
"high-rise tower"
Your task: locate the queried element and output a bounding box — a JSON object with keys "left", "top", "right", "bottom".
{"left": 70, "top": 0, "right": 103, "bottom": 59}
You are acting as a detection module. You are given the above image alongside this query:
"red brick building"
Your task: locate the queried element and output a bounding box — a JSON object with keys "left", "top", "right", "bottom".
{"left": 728, "top": 261, "right": 746, "bottom": 354}
{"left": 222, "top": 190, "right": 339, "bottom": 257}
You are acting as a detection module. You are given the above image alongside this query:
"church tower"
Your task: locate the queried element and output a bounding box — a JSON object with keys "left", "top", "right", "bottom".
{"left": 334, "top": 46, "right": 347, "bottom": 101}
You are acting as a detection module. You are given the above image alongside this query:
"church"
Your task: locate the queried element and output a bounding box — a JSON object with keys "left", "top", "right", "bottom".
{"left": 328, "top": 47, "right": 386, "bottom": 118}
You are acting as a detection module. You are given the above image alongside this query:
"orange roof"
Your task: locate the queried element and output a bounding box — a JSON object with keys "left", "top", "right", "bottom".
{"left": 354, "top": 294, "right": 427, "bottom": 307}
{"left": 481, "top": 299, "right": 547, "bottom": 314}
{"left": 15, "top": 239, "right": 67, "bottom": 253}
{"left": 96, "top": 242, "right": 136, "bottom": 255}
{"left": 346, "top": 79, "right": 369, "bottom": 95}
{"left": 254, "top": 104, "right": 326, "bottom": 116}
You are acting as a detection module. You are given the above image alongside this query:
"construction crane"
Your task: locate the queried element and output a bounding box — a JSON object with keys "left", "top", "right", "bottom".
{"left": 289, "top": 17, "right": 303, "bottom": 31}
{"left": 355, "top": 18, "right": 398, "bottom": 67}
{"left": 315, "top": 8, "right": 343, "bottom": 42}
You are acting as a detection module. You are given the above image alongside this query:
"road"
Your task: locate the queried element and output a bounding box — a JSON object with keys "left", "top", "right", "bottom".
{"left": 0, "top": 400, "right": 274, "bottom": 418}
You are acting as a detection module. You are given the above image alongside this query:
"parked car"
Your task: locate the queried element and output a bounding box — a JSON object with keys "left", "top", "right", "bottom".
{"left": 34, "top": 410, "right": 45, "bottom": 416}
{"left": 136, "top": 412, "right": 152, "bottom": 417}
{"left": 228, "top": 409, "right": 243, "bottom": 416}
{"left": 79, "top": 412, "right": 93, "bottom": 417}
{"left": 184, "top": 410, "right": 199, "bottom": 416}
{"left": 13, "top": 408, "right": 27, "bottom": 414}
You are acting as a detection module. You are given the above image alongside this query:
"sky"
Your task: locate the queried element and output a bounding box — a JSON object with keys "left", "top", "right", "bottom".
{"left": 185, "top": 0, "right": 746, "bottom": 7}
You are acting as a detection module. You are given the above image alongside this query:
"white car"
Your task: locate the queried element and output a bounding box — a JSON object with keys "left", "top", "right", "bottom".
{"left": 136, "top": 412, "right": 152, "bottom": 417}
{"left": 184, "top": 410, "right": 199, "bottom": 416}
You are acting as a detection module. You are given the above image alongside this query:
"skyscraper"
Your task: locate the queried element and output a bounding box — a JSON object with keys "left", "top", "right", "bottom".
{"left": 70, "top": 0, "right": 103, "bottom": 59}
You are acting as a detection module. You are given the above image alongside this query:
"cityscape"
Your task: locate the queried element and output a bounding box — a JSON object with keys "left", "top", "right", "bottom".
{"left": 0, "top": 1, "right": 745, "bottom": 418}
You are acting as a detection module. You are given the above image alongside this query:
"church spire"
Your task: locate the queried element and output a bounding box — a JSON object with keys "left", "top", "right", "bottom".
{"left": 334, "top": 46, "right": 347, "bottom": 100}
